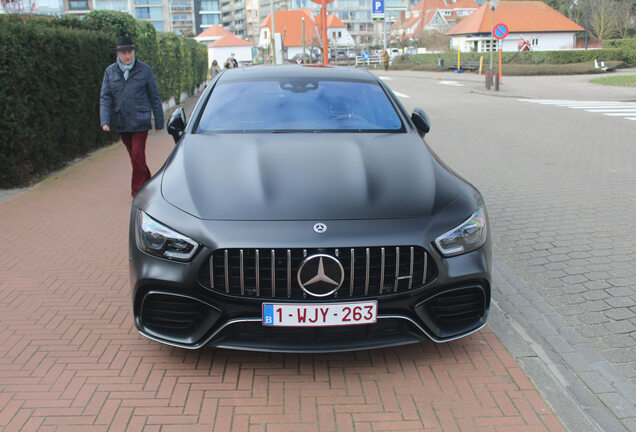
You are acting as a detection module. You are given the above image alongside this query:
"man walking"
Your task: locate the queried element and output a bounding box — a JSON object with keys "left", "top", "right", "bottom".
{"left": 100, "top": 36, "right": 164, "bottom": 197}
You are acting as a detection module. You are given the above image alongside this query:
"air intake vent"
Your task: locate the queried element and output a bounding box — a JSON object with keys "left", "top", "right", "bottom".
{"left": 428, "top": 290, "right": 484, "bottom": 323}
{"left": 140, "top": 293, "right": 221, "bottom": 345}
{"left": 199, "top": 246, "right": 437, "bottom": 299}
{"left": 415, "top": 286, "right": 487, "bottom": 339}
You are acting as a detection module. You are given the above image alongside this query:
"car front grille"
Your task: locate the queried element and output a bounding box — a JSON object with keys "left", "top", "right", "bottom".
{"left": 199, "top": 246, "right": 437, "bottom": 299}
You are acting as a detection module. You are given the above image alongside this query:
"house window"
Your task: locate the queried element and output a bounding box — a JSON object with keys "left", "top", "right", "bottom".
{"left": 532, "top": 38, "right": 539, "bottom": 46}
{"left": 201, "top": 14, "right": 220, "bottom": 24}
{"left": 68, "top": 0, "right": 88, "bottom": 9}
{"left": 135, "top": 6, "right": 162, "bottom": 19}
{"left": 482, "top": 39, "right": 498, "bottom": 52}
{"left": 136, "top": 7, "right": 150, "bottom": 18}
{"left": 200, "top": 0, "right": 219, "bottom": 11}
{"left": 94, "top": 0, "right": 127, "bottom": 10}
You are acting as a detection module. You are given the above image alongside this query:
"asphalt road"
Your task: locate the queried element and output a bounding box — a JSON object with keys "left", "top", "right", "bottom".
{"left": 376, "top": 70, "right": 636, "bottom": 431}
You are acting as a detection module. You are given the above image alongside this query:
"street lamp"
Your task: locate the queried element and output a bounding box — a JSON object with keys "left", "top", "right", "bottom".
{"left": 489, "top": 0, "right": 498, "bottom": 73}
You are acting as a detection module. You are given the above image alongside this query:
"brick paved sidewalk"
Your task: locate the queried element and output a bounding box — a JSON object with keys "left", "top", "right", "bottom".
{"left": 0, "top": 128, "right": 566, "bottom": 431}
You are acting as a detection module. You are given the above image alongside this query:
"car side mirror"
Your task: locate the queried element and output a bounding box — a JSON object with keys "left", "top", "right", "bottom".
{"left": 167, "top": 107, "right": 186, "bottom": 144}
{"left": 411, "top": 108, "right": 431, "bottom": 137}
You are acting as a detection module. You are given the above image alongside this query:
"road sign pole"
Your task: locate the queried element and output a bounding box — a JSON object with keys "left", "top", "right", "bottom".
{"left": 499, "top": 46, "right": 502, "bottom": 84}
{"left": 322, "top": 0, "right": 328, "bottom": 65}
{"left": 491, "top": 22, "right": 508, "bottom": 86}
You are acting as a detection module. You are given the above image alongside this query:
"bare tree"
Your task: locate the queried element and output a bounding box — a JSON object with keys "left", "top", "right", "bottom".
{"left": 589, "top": 0, "right": 620, "bottom": 40}
{"left": 413, "top": 30, "right": 450, "bottom": 52}
{"left": 613, "top": 0, "right": 634, "bottom": 38}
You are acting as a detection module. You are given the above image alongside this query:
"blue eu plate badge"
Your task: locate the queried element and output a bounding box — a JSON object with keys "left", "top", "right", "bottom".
{"left": 263, "top": 304, "right": 274, "bottom": 326}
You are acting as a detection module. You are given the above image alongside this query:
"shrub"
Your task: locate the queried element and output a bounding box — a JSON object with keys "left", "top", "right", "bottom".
{"left": 604, "top": 38, "right": 636, "bottom": 65}
{"left": 0, "top": 18, "right": 116, "bottom": 188}
{"left": 401, "top": 48, "right": 628, "bottom": 67}
{"left": 0, "top": 13, "right": 207, "bottom": 188}
{"left": 82, "top": 10, "right": 137, "bottom": 39}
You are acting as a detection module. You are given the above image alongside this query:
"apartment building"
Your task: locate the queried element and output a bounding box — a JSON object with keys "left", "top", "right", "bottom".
{"left": 219, "top": 0, "right": 259, "bottom": 41}
{"left": 62, "top": 0, "right": 198, "bottom": 35}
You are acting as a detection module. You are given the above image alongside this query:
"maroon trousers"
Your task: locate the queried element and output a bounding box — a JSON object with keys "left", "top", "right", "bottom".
{"left": 120, "top": 131, "right": 151, "bottom": 197}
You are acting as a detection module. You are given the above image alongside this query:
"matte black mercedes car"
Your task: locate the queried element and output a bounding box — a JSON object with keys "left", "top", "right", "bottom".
{"left": 129, "top": 65, "right": 491, "bottom": 352}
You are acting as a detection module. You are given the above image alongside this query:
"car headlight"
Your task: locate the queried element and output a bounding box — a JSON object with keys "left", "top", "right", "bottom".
{"left": 435, "top": 206, "right": 487, "bottom": 257}
{"left": 135, "top": 210, "right": 199, "bottom": 261}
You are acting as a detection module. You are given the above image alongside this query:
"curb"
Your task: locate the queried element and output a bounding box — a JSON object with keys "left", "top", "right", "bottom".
{"left": 489, "top": 257, "right": 635, "bottom": 432}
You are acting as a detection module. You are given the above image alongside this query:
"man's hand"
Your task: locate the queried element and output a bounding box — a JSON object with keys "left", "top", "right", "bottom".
{"left": 156, "top": 129, "right": 163, "bottom": 133}
{"left": 102, "top": 125, "right": 110, "bottom": 132}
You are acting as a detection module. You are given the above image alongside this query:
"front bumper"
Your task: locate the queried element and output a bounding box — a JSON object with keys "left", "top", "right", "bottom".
{"left": 130, "top": 239, "right": 491, "bottom": 352}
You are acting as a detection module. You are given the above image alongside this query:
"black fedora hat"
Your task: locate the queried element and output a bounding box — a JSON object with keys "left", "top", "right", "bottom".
{"left": 114, "top": 36, "right": 137, "bottom": 51}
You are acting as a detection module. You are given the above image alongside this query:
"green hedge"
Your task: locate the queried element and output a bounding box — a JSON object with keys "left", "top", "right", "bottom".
{"left": 0, "top": 13, "right": 207, "bottom": 188}
{"left": 604, "top": 38, "right": 636, "bottom": 65}
{"left": 0, "top": 18, "right": 116, "bottom": 188}
{"left": 394, "top": 48, "right": 630, "bottom": 67}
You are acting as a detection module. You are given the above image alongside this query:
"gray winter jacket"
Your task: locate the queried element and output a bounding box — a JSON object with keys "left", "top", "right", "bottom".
{"left": 100, "top": 60, "right": 164, "bottom": 133}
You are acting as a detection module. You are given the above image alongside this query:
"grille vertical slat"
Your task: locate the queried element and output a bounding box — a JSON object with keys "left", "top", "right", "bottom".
{"left": 255, "top": 249, "right": 260, "bottom": 297}
{"left": 206, "top": 246, "right": 436, "bottom": 300}
{"left": 224, "top": 250, "right": 229, "bottom": 294}
{"left": 271, "top": 249, "right": 275, "bottom": 298}
{"left": 394, "top": 247, "right": 400, "bottom": 293}
{"left": 408, "top": 247, "right": 414, "bottom": 290}
{"left": 209, "top": 255, "right": 214, "bottom": 289}
{"left": 364, "top": 248, "right": 370, "bottom": 295}
{"left": 423, "top": 252, "right": 428, "bottom": 286}
{"left": 350, "top": 248, "right": 355, "bottom": 297}
{"left": 240, "top": 249, "right": 245, "bottom": 296}
{"left": 379, "top": 247, "right": 385, "bottom": 294}
{"left": 287, "top": 249, "right": 291, "bottom": 298}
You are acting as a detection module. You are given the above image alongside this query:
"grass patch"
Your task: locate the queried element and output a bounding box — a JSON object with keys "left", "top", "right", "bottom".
{"left": 590, "top": 75, "right": 636, "bottom": 86}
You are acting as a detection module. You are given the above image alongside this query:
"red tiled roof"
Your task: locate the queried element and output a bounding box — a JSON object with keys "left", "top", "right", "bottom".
{"left": 261, "top": 10, "right": 330, "bottom": 47}
{"left": 393, "top": 0, "right": 478, "bottom": 34}
{"left": 196, "top": 24, "right": 233, "bottom": 39}
{"left": 314, "top": 14, "right": 346, "bottom": 29}
{"left": 208, "top": 34, "right": 253, "bottom": 47}
{"left": 446, "top": 1, "right": 584, "bottom": 35}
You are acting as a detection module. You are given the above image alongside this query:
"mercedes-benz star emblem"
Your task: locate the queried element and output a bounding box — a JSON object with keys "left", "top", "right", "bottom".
{"left": 297, "top": 254, "right": 344, "bottom": 297}
{"left": 313, "top": 223, "right": 327, "bottom": 234}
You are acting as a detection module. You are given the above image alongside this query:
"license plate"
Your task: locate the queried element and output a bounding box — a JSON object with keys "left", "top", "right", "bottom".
{"left": 262, "top": 301, "right": 377, "bottom": 327}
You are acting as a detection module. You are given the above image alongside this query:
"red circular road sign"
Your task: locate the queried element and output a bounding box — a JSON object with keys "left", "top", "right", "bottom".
{"left": 493, "top": 23, "right": 509, "bottom": 40}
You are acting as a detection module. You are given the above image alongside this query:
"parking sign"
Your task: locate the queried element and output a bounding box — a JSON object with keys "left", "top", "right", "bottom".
{"left": 372, "top": 0, "right": 384, "bottom": 21}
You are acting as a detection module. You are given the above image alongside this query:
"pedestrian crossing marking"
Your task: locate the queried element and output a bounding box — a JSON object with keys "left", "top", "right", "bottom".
{"left": 517, "top": 99, "right": 636, "bottom": 123}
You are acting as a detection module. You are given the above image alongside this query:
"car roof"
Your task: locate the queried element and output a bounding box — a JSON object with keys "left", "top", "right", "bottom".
{"left": 218, "top": 65, "right": 378, "bottom": 83}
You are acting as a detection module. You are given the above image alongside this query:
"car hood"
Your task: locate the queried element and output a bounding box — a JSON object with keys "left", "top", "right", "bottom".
{"left": 161, "top": 133, "right": 459, "bottom": 221}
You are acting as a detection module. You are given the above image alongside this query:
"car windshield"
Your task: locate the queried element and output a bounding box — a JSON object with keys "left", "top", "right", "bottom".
{"left": 196, "top": 78, "right": 404, "bottom": 133}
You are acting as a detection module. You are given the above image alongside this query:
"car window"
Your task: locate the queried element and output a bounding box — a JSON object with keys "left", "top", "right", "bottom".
{"left": 196, "top": 79, "right": 404, "bottom": 133}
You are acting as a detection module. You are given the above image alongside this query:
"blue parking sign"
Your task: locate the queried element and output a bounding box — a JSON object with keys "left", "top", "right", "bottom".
{"left": 372, "top": 0, "right": 384, "bottom": 21}
{"left": 373, "top": 0, "right": 384, "bottom": 14}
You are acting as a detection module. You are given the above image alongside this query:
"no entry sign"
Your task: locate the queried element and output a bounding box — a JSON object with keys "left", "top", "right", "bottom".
{"left": 493, "top": 23, "right": 509, "bottom": 40}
